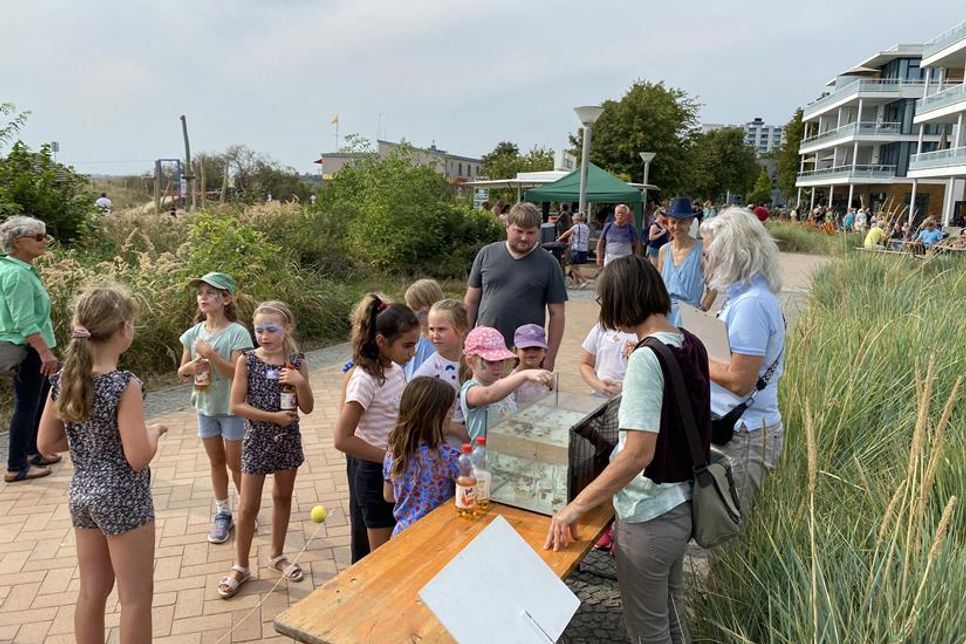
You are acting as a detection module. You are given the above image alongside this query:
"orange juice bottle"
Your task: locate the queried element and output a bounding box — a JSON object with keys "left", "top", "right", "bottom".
{"left": 455, "top": 443, "right": 478, "bottom": 518}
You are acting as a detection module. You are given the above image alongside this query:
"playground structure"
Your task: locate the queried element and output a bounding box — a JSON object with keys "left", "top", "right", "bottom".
{"left": 153, "top": 158, "right": 184, "bottom": 212}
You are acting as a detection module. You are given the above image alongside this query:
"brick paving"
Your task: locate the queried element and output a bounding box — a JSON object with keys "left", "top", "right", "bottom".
{"left": 0, "top": 253, "right": 830, "bottom": 643}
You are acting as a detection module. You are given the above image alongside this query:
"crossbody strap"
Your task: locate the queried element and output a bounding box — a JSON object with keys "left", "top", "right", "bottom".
{"left": 637, "top": 338, "right": 708, "bottom": 471}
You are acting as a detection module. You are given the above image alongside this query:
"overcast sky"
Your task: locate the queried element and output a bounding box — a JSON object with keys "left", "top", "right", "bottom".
{"left": 3, "top": 0, "right": 961, "bottom": 176}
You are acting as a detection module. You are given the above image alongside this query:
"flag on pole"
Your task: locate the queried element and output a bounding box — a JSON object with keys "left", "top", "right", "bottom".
{"left": 331, "top": 114, "right": 339, "bottom": 125}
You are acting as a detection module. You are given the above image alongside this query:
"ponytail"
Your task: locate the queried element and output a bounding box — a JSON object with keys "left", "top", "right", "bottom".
{"left": 57, "top": 337, "right": 95, "bottom": 423}
{"left": 350, "top": 293, "right": 419, "bottom": 384}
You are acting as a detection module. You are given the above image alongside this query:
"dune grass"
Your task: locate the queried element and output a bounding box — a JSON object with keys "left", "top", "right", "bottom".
{"left": 692, "top": 253, "right": 965, "bottom": 642}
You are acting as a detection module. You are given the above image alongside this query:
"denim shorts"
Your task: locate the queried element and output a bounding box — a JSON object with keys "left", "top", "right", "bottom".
{"left": 352, "top": 458, "right": 396, "bottom": 530}
{"left": 197, "top": 413, "right": 245, "bottom": 441}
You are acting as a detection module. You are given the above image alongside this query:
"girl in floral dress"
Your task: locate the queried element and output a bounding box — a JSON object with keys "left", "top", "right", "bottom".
{"left": 383, "top": 377, "right": 461, "bottom": 536}
{"left": 218, "top": 301, "right": 314, "bottom": 599}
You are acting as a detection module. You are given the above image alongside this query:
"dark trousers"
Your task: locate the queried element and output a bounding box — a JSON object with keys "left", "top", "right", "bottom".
{"left": 346, "top": 456, "right": 370, "bottom": 564}
{"left": 7, "top": 347, "right": 50, "bottom": 472}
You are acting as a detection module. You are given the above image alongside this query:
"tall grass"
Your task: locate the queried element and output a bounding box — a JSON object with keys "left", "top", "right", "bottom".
{"left": 693, "top": 254, "right": 965, "bottom": 642}
{"left": 765, "top": 221, "right": 862, "bottom": 256}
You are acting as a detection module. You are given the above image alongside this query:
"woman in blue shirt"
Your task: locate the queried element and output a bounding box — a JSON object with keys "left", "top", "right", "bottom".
{"left": 659, "top": 198, "right": 716, "bottom": 326}
{"left": 700, "top": 208, "right": 786, "bottom": 515}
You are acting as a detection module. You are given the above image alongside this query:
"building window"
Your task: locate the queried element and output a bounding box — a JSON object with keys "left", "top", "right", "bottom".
{"left": 459, "top": 163, "right": 463, "bottom": 176}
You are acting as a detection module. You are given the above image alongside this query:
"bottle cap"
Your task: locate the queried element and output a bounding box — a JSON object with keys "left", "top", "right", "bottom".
{"left": 461, "top": 443, "right": 472, "bottom": 453}
{"left": 475, "top": 436, "right": 486, "bottom": 445}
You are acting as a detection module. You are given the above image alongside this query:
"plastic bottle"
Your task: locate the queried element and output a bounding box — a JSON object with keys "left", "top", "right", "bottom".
{"left": 471, "top": 436, "right": 491, "bottom": 512}
{"left": 193, "top": 358, "right": 210, "bottom": 391}
{"left": 455, "top": 443, "right": 477, "bottom": 518}
{"left": 280, "top": 363, "right": 298, "bottom": 411}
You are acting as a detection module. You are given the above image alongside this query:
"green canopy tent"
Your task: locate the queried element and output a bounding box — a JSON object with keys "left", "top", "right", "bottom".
{"left": 524, "top": 163, "right": 645, "bottom": 230}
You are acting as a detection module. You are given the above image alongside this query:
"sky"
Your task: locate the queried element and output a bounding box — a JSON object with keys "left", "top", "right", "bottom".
{"left": 2, "top": 0, "right": 962, "bottom": 176}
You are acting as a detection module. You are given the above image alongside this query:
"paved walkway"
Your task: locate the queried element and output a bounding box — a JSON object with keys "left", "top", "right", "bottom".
{"left": 0, "top": 253, "right": 831, "bottom": 643}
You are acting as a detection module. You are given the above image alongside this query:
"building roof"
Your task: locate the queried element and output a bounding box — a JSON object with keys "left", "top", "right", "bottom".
{"left": 835, "top": 43, "right": 924, "bottom": 77}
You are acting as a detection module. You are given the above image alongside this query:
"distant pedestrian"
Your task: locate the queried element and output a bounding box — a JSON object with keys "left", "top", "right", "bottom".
{"left": 94, "top": 193, "right": 113, "bottom": 215}
{"left": 596, "top": 203, "right": 641, "bottom": 267}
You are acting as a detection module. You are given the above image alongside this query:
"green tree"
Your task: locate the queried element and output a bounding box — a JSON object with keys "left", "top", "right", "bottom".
{"left": 0, "top": 103, "right": 30, "bottom": 150}
{"left": 219, "top": 145, "right": 312, "bottom": 203}
{"left": 481, "top": 141, "right": 554, "bottom": 203}
{"left": 687, "top": 128, "right": 760, "bottom": 200}
{"left": 748, "top": 168, "right": 774, "bottom": 205}
{"left": 775, "top": 108, "right": 804, "bottom": 201}
{"left": 572, "top": 80, "right": 700, "bottom": 197}
{"left": 0, "top": 141, "right": 94, "bottom": 241}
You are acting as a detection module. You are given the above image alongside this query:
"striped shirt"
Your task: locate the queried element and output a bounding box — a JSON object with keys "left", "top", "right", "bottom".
{"left": 345, "top": 364, "right": 406, "bottom": 450}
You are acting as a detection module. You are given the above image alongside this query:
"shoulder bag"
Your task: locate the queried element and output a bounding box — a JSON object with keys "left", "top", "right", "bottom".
{"left": 0, "top": 342, "right": 27, "bottom": 379}
{"left": 643, "top": 337, "right": 741, "bottom": 548}
{"left": 710, "top": 351, "right": 782, "bottom": 446}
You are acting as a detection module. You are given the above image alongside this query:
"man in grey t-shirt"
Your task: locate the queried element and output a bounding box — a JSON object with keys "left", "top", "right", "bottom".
{"left": 464, "top": 202, "right": 567, "bottom": 369}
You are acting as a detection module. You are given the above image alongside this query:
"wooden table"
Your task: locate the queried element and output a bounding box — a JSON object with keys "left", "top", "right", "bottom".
{"left": 274, "top": 501, "right": 614, "bottom": 643}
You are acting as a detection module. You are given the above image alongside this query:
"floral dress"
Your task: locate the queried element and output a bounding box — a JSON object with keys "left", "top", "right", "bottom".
{"left": 240, "top": 351, "right": 305, "bottom": 475}
{"left": 383, "top": 443, "right": 460, "bottom": 536}
{"left": 51, "top": 370, "right": 154, "bottom": 536}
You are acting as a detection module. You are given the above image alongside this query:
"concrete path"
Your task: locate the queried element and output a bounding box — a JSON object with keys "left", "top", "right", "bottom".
{"left": 0, "top": 252, "right": 832, "bottom": 643}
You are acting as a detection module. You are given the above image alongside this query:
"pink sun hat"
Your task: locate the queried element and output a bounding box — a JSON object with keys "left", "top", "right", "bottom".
{"left": 464, "top": 327, "right": 517, "bottom": 362}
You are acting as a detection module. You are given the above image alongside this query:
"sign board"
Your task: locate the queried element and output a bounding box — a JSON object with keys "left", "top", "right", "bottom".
{"left": 473, "top": 187, "right": 490, "bottom": 210}
{"left": 555, "top": 150, "right": 577, "bottom": 172}
{"left": 419, "top": 516, "right": 579, "bottom": 644}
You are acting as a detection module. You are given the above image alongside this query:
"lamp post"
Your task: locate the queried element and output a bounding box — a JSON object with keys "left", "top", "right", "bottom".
{"left": 574, "top": 105, "right": 604, "bottom": 220}
{"left": 639, "top": 151, "right": 655, "bottom": 228}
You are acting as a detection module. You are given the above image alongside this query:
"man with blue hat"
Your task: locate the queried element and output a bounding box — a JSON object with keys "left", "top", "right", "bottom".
{"left": 658, "top": 198, "right": 716, "bottom": 325}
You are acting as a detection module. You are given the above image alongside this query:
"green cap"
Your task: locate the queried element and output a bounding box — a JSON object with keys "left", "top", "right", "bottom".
{"left": 189, "top": 272, "right": 236, "bottom": 295}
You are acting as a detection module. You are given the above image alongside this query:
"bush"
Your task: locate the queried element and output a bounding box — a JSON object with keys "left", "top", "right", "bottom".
{"left": 693, "top": 254, "right": 965, "bottom": 642}
{"left": 0, "top": 141, "right": 96, "bottom": 243}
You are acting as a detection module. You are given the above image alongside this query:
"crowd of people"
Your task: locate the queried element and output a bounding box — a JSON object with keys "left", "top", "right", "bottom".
{"left": 1, "top": 201, "right": 788, "bottom": 643}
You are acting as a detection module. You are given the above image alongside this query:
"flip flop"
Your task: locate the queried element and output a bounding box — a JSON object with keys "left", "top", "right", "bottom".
{"left": 29, "top": 453, "right": 62, "bottom": 466}
{"left": 4, "top": 465, "right": 51, "bottom": 483}
{"left": 268, "top": 555, "right": 304, "bottom": 582}
{"left": 217, "top": 564, "right": 251, "bottom": 599}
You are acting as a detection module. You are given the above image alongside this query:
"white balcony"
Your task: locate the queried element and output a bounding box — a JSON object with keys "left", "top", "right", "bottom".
{"left": 913, "top": 83, "right": 966, "bottom": 124}
{"left": 803, "top": 79, "right": 925, "bottom": 121}
{"left": 799, "top": 121, "right": 902, "bottom": 154}
{"left": 908, "top": 147, "right": 966, "bottom": 178}
{"left": 922, "top": 21, "right": 966, "bottom": 69}
{"left": 796, "top": 164, "right": 899, "bottom": 187}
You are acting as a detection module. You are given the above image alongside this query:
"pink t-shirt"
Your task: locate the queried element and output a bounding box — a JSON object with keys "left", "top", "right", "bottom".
{"left": 345, "top": 364, "right": 406, "bottom": 450}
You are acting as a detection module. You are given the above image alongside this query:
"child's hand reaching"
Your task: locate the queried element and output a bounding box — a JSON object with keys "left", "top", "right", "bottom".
{"left": 521, "top": 369, "right": 554, "bottom": 389}
{"left": 599, "top": 378, "right": 622, "bottom": 397}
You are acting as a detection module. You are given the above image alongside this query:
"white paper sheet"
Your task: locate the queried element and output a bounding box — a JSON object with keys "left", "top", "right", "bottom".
{"left": 419, "top": 515, "right": 580, "bottom": 644}
{"left": 679, "top": 302, "right": 732, "bottom": 362}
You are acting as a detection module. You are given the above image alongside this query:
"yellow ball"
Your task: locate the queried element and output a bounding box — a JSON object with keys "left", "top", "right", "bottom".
{"left": 310, "top": 505, "right": 328, "bottom": 523}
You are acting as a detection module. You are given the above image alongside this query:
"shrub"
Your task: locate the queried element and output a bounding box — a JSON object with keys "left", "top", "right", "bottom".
{"left": 692, "top": 254, "right": 965, "bottom": 642}
{"left": 765, "top": 221, "right": 861, "bottom": 256}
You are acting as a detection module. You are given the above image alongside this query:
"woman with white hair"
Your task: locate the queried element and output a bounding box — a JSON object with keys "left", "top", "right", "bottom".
{"left": 0, "top": 216, "right": 61, "bottom": 482}
{"left": 700, "top": 207, "right": 785, "bottom": 514}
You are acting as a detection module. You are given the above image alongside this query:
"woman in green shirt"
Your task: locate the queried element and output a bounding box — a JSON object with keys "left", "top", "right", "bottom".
{"left": 0, "top": 216, "right": 61, "bottom": 482}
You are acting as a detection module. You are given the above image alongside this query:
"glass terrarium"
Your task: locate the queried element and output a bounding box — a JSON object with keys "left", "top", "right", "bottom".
{"left": 483, "top": 387, "right": 620, "bottom": 516}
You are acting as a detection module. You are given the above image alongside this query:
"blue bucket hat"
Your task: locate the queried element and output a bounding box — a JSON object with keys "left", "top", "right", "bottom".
{"left": 666, "top": 197, "right": 695, "bottom": 219}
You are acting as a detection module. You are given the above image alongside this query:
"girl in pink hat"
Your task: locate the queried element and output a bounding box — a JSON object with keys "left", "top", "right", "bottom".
{"left": 459, "top": 326, "right": 553, "bottom": 441}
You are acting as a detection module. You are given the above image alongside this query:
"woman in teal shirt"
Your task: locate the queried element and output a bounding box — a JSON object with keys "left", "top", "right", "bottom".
{"left": 0, "top": 216, "right": 60, "bottom": 482}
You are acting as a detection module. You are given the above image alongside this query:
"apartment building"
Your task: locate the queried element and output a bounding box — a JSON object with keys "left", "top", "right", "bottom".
{"left": 702, "top": 117, "right": 784, "bottom": 155}
{"left": 907, "top": 22, "right": 966, "bottom": 226}
{"left": 316, "top": 140, "right": 482, "bottom": 183}
{"left": 796, "top": 44, "right": 950, "bottom": 220}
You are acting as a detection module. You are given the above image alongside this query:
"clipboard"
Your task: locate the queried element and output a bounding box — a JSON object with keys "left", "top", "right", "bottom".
{"left": 679, "top": 302, "right": 731, "bottom": 363}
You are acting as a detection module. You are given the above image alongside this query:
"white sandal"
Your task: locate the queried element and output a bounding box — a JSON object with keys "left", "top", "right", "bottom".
{"left": 217, "top": 564, "right": 251, "bottom": 599}
{"left": 268, "top": 554, "right": 304, "bottom": 582}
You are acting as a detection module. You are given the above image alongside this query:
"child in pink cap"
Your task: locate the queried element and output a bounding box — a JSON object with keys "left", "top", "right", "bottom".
{"left": 459, "top": 327, "right": 553, "bottom": 441}
{"left": 511, "top": 324, "right": 553, "bottom": 405}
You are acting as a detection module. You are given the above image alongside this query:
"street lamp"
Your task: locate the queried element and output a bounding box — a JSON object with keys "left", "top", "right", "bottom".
{"left": 574, "top": 105, "right": 604, "bottom": 221}
{"left": 639, "top": 151, "right": 655, "bottom": 227}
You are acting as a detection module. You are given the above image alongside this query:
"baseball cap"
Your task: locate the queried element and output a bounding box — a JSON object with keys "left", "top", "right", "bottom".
{"left": 188, "top": 272, "right": 236, "bottom": 295}
{"left": 464, "top": 327, "right": 516, "bottom": 362}
{"left": 513, "top": 324, "right": 548, "bottom": 350}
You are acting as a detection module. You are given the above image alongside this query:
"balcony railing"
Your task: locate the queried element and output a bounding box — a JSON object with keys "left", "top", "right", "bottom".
{"left": 800, "top": 121, "right": 902, "bottom": 147}
{"left": 805, "top": 79, "right": 925, "bottom": 117}
{"left": 916, "top": 83, "right": 966, "bottom": 115}
{"left": 923, "top": 21, "right": 966, "bottom": 59}
{"left": 797, "top": 164, "right": 898, "bottom": 181}
{"left": 909, "top": 147, "right": 966, "bottom": 171}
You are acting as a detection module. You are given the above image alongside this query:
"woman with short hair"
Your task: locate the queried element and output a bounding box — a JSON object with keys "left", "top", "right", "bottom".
{"left": 700, "top": 207, "right": 785, "bottom": 514}
{"left": 545, "top": 255, "right": 710, "bottom": 643}
{"left": 0, "top": 216, "right": 61, "bottom": 482}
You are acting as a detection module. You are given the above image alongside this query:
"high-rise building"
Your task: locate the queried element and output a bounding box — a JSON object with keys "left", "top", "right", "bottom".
{"left": 907, "top": 22, "right": 966, "bottom": 226}
{"left": 702, "top": 118, "right": 784, "bottom": 155}
{"left": 795, "top": 43, "right": 952, "bottom": 220}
